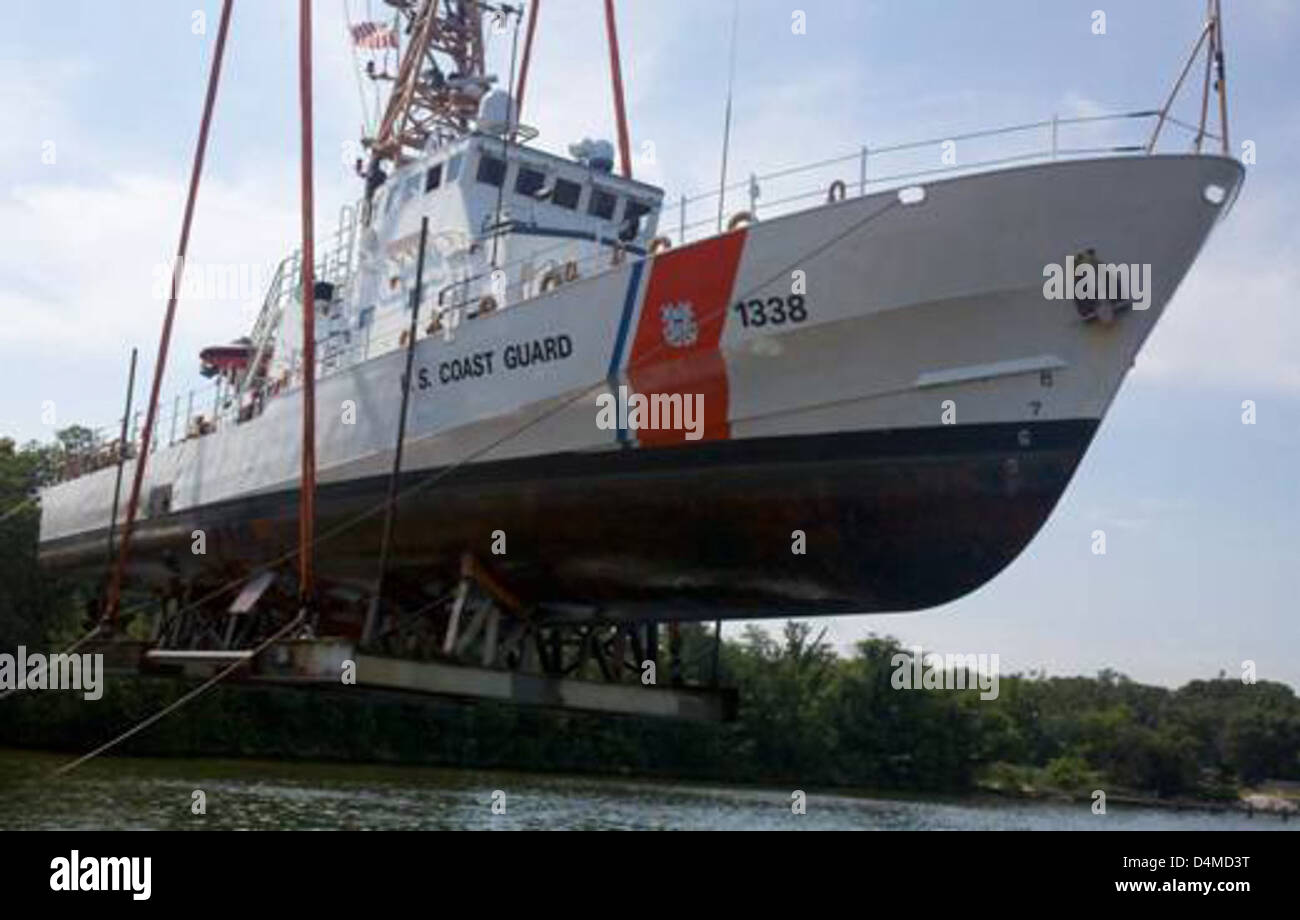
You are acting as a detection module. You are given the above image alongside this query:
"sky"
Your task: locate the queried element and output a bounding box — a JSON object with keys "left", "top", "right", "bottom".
{"left": 0, "top": 1, "right": 1297, "bottom": 689}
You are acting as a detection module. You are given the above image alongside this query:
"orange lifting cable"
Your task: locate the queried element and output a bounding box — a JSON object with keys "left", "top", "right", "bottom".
{"left": 104, "top": 0, "right": 235, "bottom": 626}
{"left": 603, "top": 0, "right": 633, "bottom": 180}
{"left": 298, "top": 0, "right": 319, "bottom": 607}
{"left": 515, "top": 0, "right": 540, "bottom": 119}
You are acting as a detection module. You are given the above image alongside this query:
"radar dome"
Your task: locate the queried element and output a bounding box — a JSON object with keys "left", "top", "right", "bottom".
{"left": 476, "top": 90, "right": 518, "bottom": 135}
{"left": 568, "top": 138, "right": 615, "bottom": 173}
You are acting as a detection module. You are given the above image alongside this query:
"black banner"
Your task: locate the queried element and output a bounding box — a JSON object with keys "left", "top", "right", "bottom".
{"left": 6, "top": 830, "right": 1290, "bottom": 906}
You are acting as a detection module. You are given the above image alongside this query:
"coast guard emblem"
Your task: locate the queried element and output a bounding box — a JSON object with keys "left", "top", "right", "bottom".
{"left": 660, "top": 301, "right": 698, "bottom": 348}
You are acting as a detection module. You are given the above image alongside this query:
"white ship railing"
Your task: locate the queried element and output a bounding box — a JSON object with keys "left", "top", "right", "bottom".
{"left": 49, "top": 109, "right": 1224, "bottom": 485}
{"left": 669, "top": 107, "right": 1218, "bottom": 247}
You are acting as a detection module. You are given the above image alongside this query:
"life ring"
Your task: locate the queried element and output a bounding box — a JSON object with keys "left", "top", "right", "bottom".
{"left": 728, "top": 211, "right": 755, "bottom": 231}
{"left": 611, "top": 243, "right": 627, "bottom": 266}
{"left": 476, "top": 294, "right": 498, "bottom": 317}
{"left": 426, "top": 312, "right": 443, "bottom": 335}
{"left": 563, "top": 260, "right": 580, "bottom": 283}
{"left": 649, "top": 236, "right": 673, "bottom": 255}
{"left": 540, "top": 270, "right": 563, "bottom": 293}
{"left": 827, "top": 180, "right": 847, "bottom": 203}
{"left": 399, "top": 329, "right": 411, "bottom": 347}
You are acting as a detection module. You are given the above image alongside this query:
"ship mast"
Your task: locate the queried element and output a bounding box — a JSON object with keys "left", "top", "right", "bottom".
{"left": 365, "top": 0, "right": 490, "bottom": 171}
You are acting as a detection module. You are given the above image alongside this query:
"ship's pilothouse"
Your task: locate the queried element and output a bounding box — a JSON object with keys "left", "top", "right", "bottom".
{"left": 343, "top": 93, "right": 664, "bottom": 372}
{"left": 236, "top": 89, "right": 665, "bottom": 418}
{"left": 218, "top": 0, "right": 673, "bottom": 422}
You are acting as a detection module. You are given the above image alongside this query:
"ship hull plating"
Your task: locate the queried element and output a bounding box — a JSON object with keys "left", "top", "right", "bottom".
{"left": 40, "top": 420, "right": 1094, "bottom": 620}
{"left": 37, "top": 154, "right": 1243, "bottom": 619}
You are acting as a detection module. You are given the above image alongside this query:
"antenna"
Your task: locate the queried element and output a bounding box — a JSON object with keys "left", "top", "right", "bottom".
{"left": 1213, "top": 0, "right": 1230, "bottom": 156}
{"left": 715, "top": 0, "right": 740, "bottom": 234}
{"left": 491, "top": 4, "right": 524, "bottom": 266}
{"left": 365, "top": 0, "right": 490, "bottom": 169}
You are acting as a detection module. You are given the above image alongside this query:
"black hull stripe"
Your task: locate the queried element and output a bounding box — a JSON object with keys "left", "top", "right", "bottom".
{"left": 40, "top": 419, "right": 1099, "bottom": 619}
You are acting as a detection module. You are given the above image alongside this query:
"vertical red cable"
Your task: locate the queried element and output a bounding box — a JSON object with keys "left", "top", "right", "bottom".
{"left": 515, "top": 0, "right": 540, "bottom": 120}
{"left": 602, "top": 0, "right": 633, "bottom": 179}
{"left": 298, "top": 0, "right": 318, "bottom": 606}
{"left": 104, "top": 0, "right": 234, "bottom": 626}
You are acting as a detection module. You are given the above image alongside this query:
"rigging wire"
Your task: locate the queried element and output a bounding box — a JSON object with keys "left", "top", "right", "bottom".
{"left": 50, "top": 612, "right": 305, "bottom": 777}
{"left": 370, "top": 0, "right": 384, "bottom": 124}
{"left": 104, "top": 348, "right": 138, "bottom": 574}
{"left": 0, "top": 494, "right": 38, "bottom": 525}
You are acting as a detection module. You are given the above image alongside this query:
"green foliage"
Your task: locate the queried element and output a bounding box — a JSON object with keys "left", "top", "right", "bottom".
{"left": 0, "top": 438, "right": 84, "bottom": 651}
{"left": 720, "top": 622, "right": 840, "bottom": 781}
{"left": 980, "top": 760, "right": 1040, "bottom": 794}
{"left": 1043, "top": 755, "right": 1099, "bottom": 793}
{"left": 1, "top": 617, "right": 1297, "bottom": 800}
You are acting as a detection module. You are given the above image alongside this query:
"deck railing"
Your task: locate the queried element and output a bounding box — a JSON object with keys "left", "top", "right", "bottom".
{"left": 669, "top": 108, "right": 1220, "bottom": 247}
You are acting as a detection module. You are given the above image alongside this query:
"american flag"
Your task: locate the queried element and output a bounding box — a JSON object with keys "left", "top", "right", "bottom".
{"left": 350, "top": 21, "right": 398, "bottom": 50}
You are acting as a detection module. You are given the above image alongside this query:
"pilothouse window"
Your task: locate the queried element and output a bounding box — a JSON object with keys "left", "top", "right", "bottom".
{"left": 588, "top": 187, "right": 617, "bottom": 221}
{"left": 476, "top": 154, "right": 507, "bottom": 187}
{"left": 622, "top": 199, "right": 652, "bottom": 240}
{"left": 515, "top": 166, "right": 546, "bottom": 197}
{"left": 625, "top": 200, "right": 652, "bottom": 223}
{"left": 552, "top": 178, "right": 581, "bottom": 210}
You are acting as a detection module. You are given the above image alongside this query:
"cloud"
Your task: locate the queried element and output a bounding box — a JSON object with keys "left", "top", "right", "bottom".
{"left": 1134, "top": 187, "right": 1300, "bottom": 394}
{"left": 0, "top": 169, "right": 303, "bottom": 444}
{"left": 0, "top": 57, "right": 90, "bottom": 175}
{"left": 1, "top": 172, "right": 298, "bottom": 353}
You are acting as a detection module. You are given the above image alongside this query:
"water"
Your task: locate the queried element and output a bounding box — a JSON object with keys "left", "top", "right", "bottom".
{"left": 0, "top": 749, "right": 1292, "bottom": 830}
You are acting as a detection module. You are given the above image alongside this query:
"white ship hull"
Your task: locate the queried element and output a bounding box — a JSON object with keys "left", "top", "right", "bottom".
{"left": 39, "top": 154, "right": 1243, "bottom": 619}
